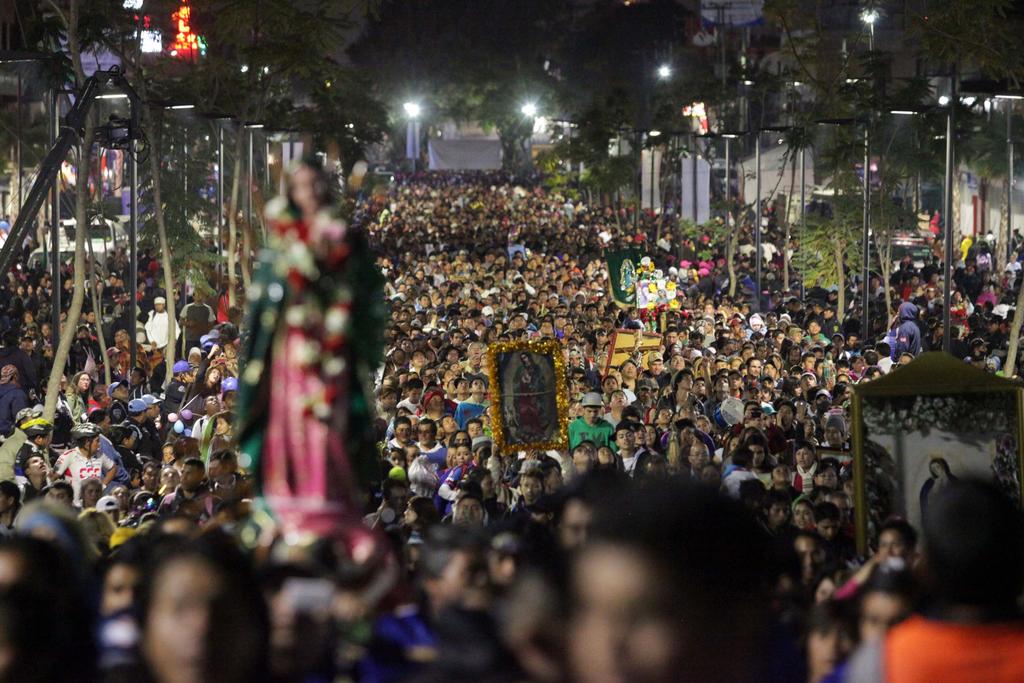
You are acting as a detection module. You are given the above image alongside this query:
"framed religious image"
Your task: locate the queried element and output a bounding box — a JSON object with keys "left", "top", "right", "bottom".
{"left": 851, "top": 352, "right": 1024, "bottom": 555}
{"left": 486, "top": 339, "right": 569, "bottom": 452}
{"left": 603, "top": 329, "right": 663, "bottom": 375}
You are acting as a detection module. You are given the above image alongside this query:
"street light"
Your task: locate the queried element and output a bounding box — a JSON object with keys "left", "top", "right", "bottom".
{"left": 403, "top": 101, "right": 421, "bottom": 118}
{"left": 860, "top": 8, "right": 880, "bottom": 50}
{"left": 403, "top": 102, "right": 423, "bottom": 171}
{"left": 657, "top": 64, "right": 672, "bottom": 80}
{"left": 521, "top": 102, "right": 538, "bottom": 118}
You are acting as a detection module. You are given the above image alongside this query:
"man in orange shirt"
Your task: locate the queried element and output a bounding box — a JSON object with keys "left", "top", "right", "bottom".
{"left": 844, "top": 480, "right": 1024, "bottom": 682}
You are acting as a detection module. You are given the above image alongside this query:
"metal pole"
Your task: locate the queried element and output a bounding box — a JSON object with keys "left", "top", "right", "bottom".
{"left": 724, "top": 136, "right": 731, "bottom": 250}
{"left": 649, "top": 142, "right": 655, "bottom": 212}
{"left": 755, "top": 133, "right": 762, "bottom": 311}
{"left": 634, "top": 130, "right": 641, "bottom": 230}
{"left": 216, "top": 122, "right": 224, "bottom": 289}
{"left": 1008, "top": 101, "right": 1014, "bottom": 263}
{"left": 247, "top": 127, "right": 255, "bottom": 241}
{"left": 799, "top": 145, "right": 806, "bottom": 299}
{"left": 50, "top": 88, "right": 60, "bottom": 352}
{"left": 129, "top": 138, "right": 138, "bottom": 373}
{"left": 862, "top": 124, "right": 871, "bottom": 342}
{"left": 16, "top": 72, "right": 22, "bottom": 216}
{"left": 942, "top": 107, "right": 955, "bottom": 352}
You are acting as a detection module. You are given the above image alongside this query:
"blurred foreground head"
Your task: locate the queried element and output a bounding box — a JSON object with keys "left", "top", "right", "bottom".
{"left": 922, "top": 479, "right": 1024, "bottom": 614}
{"left": 568, "top": 480, "right": 774, "bottom": 683}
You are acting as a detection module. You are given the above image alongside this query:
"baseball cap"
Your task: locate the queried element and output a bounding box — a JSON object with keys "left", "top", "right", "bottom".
{"left": 154, "top": 296, "right": 166, "bottom": 305}
{"left": 141, "top": 394, "right": 160, "bottom": 406}
{"left": 172, "top": 360, "right": 190, "bottom": 374}
{"left": 221, "top": 377, "right": 239, "bottom": 393}
{"left": 106, "top": 381, "right": 123, "bottom": 397}
{"left": 127, "top": 399, "right": 147, "bottom": 415}
{"left": 613, "top": 421, "right": 639, "bottom": 437}
{"left": 581, "top": 392, "right": 604, "bottom": 408}
{"left": 96, "top": 496, "right": 119, "bottom": 513}
{"left": 472, "top": 436, "right": 493, "bottom": 452}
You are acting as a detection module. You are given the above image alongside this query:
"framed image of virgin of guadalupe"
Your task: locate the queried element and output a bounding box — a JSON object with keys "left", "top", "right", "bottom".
{"left": 486, "top": 339, "right": 570, "bottom": 453}
{"left": 851, "top": 352, "right": 1024, "bottom": 555}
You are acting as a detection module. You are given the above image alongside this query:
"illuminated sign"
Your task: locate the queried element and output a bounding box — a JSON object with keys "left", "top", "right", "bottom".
{"left": 140, "top": 30, "right": 162, "bottom": 53}
{"left": 169, "top": 3, "right": 206, "bottom": 61}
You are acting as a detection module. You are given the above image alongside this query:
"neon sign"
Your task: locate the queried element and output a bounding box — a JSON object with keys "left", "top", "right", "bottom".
{"left": 169, "top": 3, "right": 206, "bottom": 61}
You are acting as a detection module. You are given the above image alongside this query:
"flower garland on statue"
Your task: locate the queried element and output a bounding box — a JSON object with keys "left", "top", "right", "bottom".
{"left": 265, "top": 198, "right": 356, "bottom": 421}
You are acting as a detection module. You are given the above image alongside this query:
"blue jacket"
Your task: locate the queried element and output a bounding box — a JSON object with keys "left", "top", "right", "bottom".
{"left": 0, "top": 382, "right": 27, "bottom": 436}
{"left": 893, "top": 302, "right": 921, "bottom": 359}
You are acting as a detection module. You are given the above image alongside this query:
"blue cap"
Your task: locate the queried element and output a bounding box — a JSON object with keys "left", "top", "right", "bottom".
{"left": 128, "top": 399, "right": 147, "bottom": 414}
{"left": 172, "top": 360, "right": 190, "bottom": 374}
{"left": 221, "top": 377, "right": 239, "bottom": 393}
{"left": 106, "top": 380, "right": 123, "bottom": 397}
{"left": 141, "top": 394, "right": 160, "bottom": 406}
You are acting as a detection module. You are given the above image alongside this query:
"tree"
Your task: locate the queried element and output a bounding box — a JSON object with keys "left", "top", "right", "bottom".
{"left": 794, "top": 194, "right": 863, "bottom": 321}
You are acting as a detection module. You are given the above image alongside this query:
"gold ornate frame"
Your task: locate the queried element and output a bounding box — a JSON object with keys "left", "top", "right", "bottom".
{"left": 486, "top": 339, "right": 570, "bottom": 453}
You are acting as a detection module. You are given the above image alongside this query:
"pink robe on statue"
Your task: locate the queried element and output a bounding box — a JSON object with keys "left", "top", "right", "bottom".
{"left": 262, "top": 327, "right": 356, "bottom": 537}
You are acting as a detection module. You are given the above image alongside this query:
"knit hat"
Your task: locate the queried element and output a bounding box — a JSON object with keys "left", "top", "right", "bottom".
{"left": 421, "top": 388, "right": 445, "bottom": 410}
{"left": 825, "top": 413, "right": 847, "bottom": 439}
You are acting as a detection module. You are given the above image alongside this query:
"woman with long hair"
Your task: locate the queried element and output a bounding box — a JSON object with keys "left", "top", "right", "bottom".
{"left": 67, "top": 371, "right": 92, "bottom": 424}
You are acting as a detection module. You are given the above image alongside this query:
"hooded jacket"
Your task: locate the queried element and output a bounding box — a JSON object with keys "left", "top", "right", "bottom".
{"left": 893, "top": 302, "right": 921, "bottom": 360}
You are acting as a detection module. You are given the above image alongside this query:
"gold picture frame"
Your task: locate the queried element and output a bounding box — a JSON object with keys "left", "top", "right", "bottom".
{"left": 851, "top": 352, "right": 1024, "bottom": 555}
{"left": 486, "top": 339, "right": 570, "bottom": 453}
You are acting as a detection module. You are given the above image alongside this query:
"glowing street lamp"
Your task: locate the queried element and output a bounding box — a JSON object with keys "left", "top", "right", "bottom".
{"left": 521, "top": 102, "right": 538, "bottom": 118}
{"left": 403, "top": 101, "right": 421, "bottom": 118}
{"left": 860, "top": 8, "right": 880, "bottom": 50}
{"left": 657, "top": 64, "right": 672, "bottom": 80}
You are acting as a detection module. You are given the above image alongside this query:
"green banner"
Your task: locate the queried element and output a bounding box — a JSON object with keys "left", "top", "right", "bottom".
{"left": 605, "top": 248, "right": 643, "bottom": 308}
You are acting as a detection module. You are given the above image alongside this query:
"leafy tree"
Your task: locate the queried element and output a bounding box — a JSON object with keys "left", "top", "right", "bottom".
{"left": 793, "top": 193, "right": 863, "bottom": 321}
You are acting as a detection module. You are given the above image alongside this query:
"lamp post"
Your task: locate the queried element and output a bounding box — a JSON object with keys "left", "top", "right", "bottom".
{"left": 996, "top": 94, "right": 1022, "bottom": 262}
{"left": 521, "top": 102, "right": 538, "bottom": 168}
{"left": 860, "top": 8, "right": 880, "bottom": 51}
{"left": 244, "top": 123, "right": 263, "bottom": 242}
{"left": 403, "top": 101, "right": 422, "bottom": 172}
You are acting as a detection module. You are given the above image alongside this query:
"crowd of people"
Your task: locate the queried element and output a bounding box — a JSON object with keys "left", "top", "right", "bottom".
{"left": 0, "top": 166, "right": 1018, "bottom": 682}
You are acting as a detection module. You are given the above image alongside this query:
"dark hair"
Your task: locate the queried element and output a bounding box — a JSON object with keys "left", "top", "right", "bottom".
{"left": 922, "top": 480, "right": 1024, "bottom": 609}
{"left": 45, "top": 481, "right": 74, "bottom": 498}
{"left": 382, "top": 478, "right": 407, "bottom": 499}
{"left": 0, "top": 480, "right": 20, "bottom": 505}
{"left": 182, "top": 457, "right": 205, "bottom": 472}
{"left": 587, "top": 481, "right": 775, "bottom": 681}
{"left": 878, "top": 518, "right": 917, "bottom": 550}
{"left": 406, "top": 496, "right": 441, "bottom": 532}
{"left": 138, "top": 532, "right": 269, "bottom": 682}
{"left": 814, "top": 501, "right": 840, "bottom": 524}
